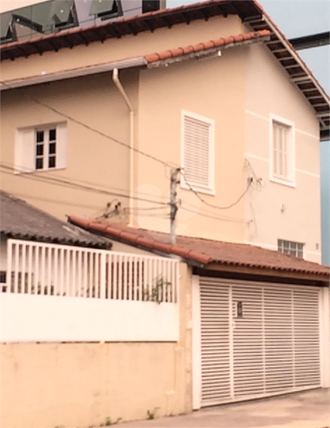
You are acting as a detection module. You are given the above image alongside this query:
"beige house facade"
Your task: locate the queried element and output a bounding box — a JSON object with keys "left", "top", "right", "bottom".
{"left": 1, "top": 1, "right": 328, "bottom": 263}
{"left": 0, "top": 1, "right": 329, "bottom": 428}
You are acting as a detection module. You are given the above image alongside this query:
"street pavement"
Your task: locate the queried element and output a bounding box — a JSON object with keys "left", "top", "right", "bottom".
{"left": 113, "top": 389, "right": 330, "bottom": 428}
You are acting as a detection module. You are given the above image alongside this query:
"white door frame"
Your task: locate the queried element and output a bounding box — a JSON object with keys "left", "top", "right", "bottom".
{"left": 192, "top": 275, "right": 201, "bottom": 410}
{"left": 319, "top": 286, "right": 330, "bottom": 387}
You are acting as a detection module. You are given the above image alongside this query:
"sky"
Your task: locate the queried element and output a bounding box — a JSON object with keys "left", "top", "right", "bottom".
{"left": 167, "top": 0, "right": 330, "bottom": 94}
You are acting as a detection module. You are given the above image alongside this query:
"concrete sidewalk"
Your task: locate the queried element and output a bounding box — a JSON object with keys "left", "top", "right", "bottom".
{"left": 116, "top": 389, "right": 330, "bottom": 428}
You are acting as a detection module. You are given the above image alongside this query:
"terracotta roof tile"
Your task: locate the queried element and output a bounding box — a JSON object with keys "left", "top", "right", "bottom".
{"left": 144, "top": 30, "right": 270, "bottom": 64}
{"left": 68, "top": 216, "right": 330, "bottom": 279}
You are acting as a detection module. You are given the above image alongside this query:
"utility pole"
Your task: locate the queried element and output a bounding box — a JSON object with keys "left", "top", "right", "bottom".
{"left": 170, "top": 168, "right": 181, "bottom": 245}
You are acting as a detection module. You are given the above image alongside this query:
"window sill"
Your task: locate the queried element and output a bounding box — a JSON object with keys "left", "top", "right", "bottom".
{"left": 180, "top": 181, "right": 215, "bottom": 196}
{"left": 270, "top": 176, "right": 296, "bottom": 188}
{"left": 14, "top": 167, "right": 66, "bottom": 175}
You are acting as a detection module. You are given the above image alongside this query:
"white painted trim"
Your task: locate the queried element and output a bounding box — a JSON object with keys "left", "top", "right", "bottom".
{"left": 1, "top": 57, "right": 147, "bottom": 91}
{"left": 245, "top": 110, "right": 269, "bottom": 122}
{"left": 296, "top": 129, "right": 319, "bottom": 140}
{"left": 245, "top": 110, "right": 319, "bottom": 139}
{"left": 181, "top": 110, "right": 215, "bottom": 196}
{"left": 319, "top": 287, "right": 330, "bottom": 387}
{"left": 269, "top": 113, "right": 296, "bottom": 187}
{"left": 245, "top": 153, "right": 269, "bottom": 163}
{"left": 269, "top": 177, "right": 296, "bottom": 188}
{"left": 305, "top": 250, "right": 322, "bottom": 256}
{"left": 243, "top": 241, "right": 277, "bottom": 249}
{"left": 245, "top": 154, "right": 320, "bottom": 179}
{"left": 296, "top": 169, "right": 320, "bottom": 178}
{"left": 192, "top": 275, "right": 201, "bottom": 410}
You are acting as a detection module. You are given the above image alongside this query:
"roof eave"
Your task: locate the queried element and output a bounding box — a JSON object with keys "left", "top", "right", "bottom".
{"left": 204, "top": 261, "right": 330, "bottom": 285}
{"left": 146, "top": 32, "right": 270, "bottom": 68}
{"left": 0, "top": 57, "right": 147, "bottom": 91}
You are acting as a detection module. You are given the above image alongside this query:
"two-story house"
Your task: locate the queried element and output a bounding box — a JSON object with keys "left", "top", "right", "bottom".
{"left": 1, "top": 1, "right": 329, "bottom": 428}
{"left": 1, "top": 0, "right": 329, "bottom": 262}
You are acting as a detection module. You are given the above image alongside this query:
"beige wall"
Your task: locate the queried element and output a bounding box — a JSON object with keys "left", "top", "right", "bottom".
{"left": 0, "top": 70, "right": 139, "bottom": 221}
{"left": 134, "top": 44, "right": 248, "bottom": 242}
{"left": 0, "top": 262, "right": 193, "bottom": 428}
{"left": 243, "top": 43, "right": 321, "bottom": 263}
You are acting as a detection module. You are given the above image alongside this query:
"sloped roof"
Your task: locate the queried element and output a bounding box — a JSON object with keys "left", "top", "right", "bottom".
{"left": 1, "top": 0, "right": 328, "bottom": 140}
{"left": 145, "top": 30, "right": 270, "bottom": 65}
{"left": 0, "top": 191, "right": 111, "bottom": 249}
{"left": 69, "top": 216, "right": 330, "bottom": 281}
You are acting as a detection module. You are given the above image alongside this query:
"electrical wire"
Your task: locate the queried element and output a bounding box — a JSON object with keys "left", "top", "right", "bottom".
{"left": 181, "top": 170, "right": 252, "bottom": 210}
{"left": 0, "top": 80, "right": 173, "bottom": 170}
{"left": 180, "top": 205, "right": 245, "bottom": 223}
{"left": 1, "top": 81, "right": 253, "bottom": 220}
{"left": 0, "top": 163, "right": 168, "bottom": 207}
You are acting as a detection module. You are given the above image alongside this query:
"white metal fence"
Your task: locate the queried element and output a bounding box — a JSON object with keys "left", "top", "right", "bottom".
{"left": 1, "top": 239, "right": 180, "bottom": 342}
{"left": 4, "top": 239, "right": 178, "bottom": 303}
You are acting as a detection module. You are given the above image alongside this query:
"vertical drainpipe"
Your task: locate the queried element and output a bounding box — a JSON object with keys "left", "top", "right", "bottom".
{"left": 112, "top": 68, "right": 134, "bottom": 225}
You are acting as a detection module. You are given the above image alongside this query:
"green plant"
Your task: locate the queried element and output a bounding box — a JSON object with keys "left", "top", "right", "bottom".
{"left": 146, "top": 407, "right": 159, "bottom": 420}
{"left": 142, "top": 277, "right": 172, "bottom": 304}
{"left": 101, "top": 416, "right": 122, "bottom": 426}
{"left": 147, "top": 410, "right": 155, "bottom": 420}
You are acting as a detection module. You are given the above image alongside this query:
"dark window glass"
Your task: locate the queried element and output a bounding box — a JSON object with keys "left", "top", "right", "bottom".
{"left": 48, "top": 157, "right": 56, "bottom": 168}
{"left": 36, "top": 158, "right": 43, "bottom": 169}
{"left": 142, "top": 0, "right": 160, "bottom": 13}
{"left": 36, "top": 144, "right": 44, "bottom": 156}
{"left": 49, "top": 142, "right": 56, "bottom": 154}
{"left": 89, "top": 0, "right": 122, "bottom": 19}
{"left": 49, "top": 129, "right": 56, "bottom": 141}
{"left": 36, "top": 131, "right": 44, "bottom": 142}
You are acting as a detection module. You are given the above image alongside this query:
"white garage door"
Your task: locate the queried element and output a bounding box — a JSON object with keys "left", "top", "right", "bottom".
{"left": 200, "top": 277, "right": 321, "bottom": 407}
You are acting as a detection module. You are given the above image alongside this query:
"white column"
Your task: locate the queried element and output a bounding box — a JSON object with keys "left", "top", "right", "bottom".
{"left": 320, "top": 286, "right": 330, "bottom": 387}
{"left": 192, "top": 274, "right": 201, "bottom": 410}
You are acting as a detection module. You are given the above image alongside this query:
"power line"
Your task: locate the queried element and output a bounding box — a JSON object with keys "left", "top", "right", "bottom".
{"left": 180, "top": 205, "right": 244, "bottom": 223}
{"left": 1, "top": 80, "right": 253, "bottom": 220}
{"left": 181, "top": 170, "right": 252, "bottom": 210}
{"left": 0, "top": 164, "right": 168, "bottom": 207}
{"left": 0, "top": 80, "right": 174, "bottom": 170}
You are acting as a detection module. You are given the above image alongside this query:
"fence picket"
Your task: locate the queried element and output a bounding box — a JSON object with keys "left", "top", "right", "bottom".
{"left": 5, "top": 240, "right": 178, "bottom": 305}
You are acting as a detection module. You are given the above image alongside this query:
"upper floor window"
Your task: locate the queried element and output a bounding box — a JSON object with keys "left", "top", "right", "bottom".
{"left": 89, "top": 0, "right": 123, "bottom": 20}
{"left": 270, "top": 115, "right": 295, "bottom": 186}
{"left": 181, "top": 110, "right": 215, "bottom": 194}
{"left": 15, "top": 123, "right": 67, "bottom": 173}
{"left": 278, "top": 239, "right": 304, "bottom": 258}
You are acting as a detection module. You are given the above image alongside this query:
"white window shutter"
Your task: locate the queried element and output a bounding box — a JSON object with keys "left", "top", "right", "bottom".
{"left": 56, "top": 123, "right": 67, "bottom": 169}
{"left": 183, "top": 113, "right": 213, "bottom": 191}
{"left": 15, "top": 128, "right": 35, "bottom": 173}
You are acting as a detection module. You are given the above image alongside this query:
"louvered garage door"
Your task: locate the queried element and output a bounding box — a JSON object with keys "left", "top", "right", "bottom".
{"left": 200, "top": 278, "right": 321, "bottom": 407}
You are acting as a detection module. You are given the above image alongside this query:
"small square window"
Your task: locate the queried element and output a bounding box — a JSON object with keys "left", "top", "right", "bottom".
{"left": 15, "top": 123, "right": 66, "bottom": 173}
{"left": 278, "top": 239, "right": 304, "bottom": 259}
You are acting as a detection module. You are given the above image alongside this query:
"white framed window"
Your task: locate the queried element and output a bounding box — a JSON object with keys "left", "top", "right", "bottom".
{"left": 270, "top": 114, "right": 295, "bottom": 186}
{"left": 278, "top": 239, "right": 304, "bottom": 258}
{"left": 181, "top": 110, "right": 215, "bottom": 194}
{"left": 15, "top": 123, "right": 67, "bottom": 173}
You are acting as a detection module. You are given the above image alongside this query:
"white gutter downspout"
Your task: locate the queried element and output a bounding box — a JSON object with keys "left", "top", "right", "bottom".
{"left": 112, "top": 68, "right": 135, "bottom": 226}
